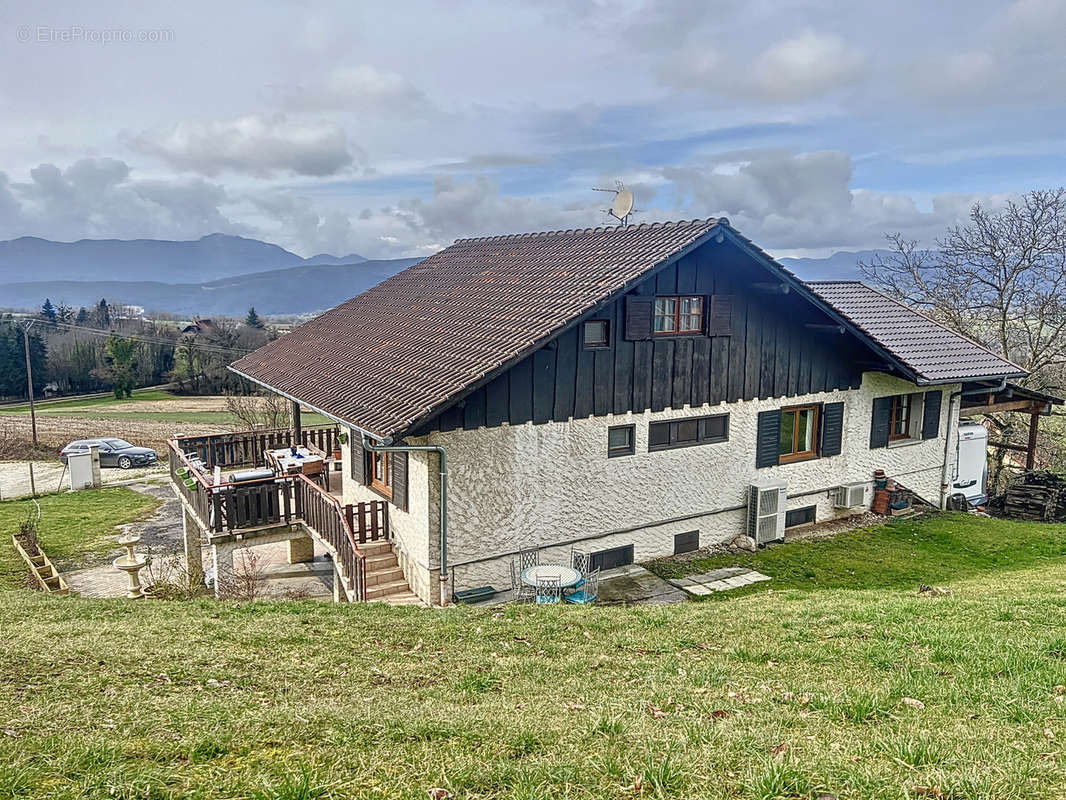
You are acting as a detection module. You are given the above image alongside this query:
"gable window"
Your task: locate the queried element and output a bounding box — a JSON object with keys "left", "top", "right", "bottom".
{"left": 583, "top": 320, "right": 609, "bottom": 349}
{"left": 369, "top": 451, "right": 392, "bottom": 498}
{"left": 779, "top": 405, "right": 819, "bottom": 463}
{"left": 607, "top": 424, "right": 635, "bottom": 457}
{"left": 648, "top": 413, "right": 728, "bottom": 451}
{"left": 654, "top": 296, "right": 703, "bottom": 335}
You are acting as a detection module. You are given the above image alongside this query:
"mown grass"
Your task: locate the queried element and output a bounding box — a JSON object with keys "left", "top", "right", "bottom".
{"left": 2, "top": 561, "right": 1066, "bottom": 799}
{"left": 646, "top": 512, "right": 1066, "bottom": 597}
{"left": 0, "top": 388, "right": 330, "bottom": 426}
{"left": 0, "top": 488, "right": 160, "bottom": 588}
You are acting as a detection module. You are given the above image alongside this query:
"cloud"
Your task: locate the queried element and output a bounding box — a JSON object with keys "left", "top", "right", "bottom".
{"left": 128, "top": 113, "right": 357, "bottom": 178}
{"left": 662, "top": 149, "right": 989, "bottom": 252}
{"left": 271, "top": 65, "right": 433, "bottom": 118}
{"left": 0, "top": 158, "right": 248, "bottom": 242}
{"left": 751, "top": 31, "right": 866, "bottom": 101}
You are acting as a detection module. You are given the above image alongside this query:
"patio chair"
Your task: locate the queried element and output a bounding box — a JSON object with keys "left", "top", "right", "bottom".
{"left": 510, "top": 560, "right": 534, "bottom": 603}
{"left": 301, "top": 458, "right": 325, "bottom": 484}
{"left": 518, "top": 547, "right": 540, "bottom": 571}
{"left": 565, "top": 569, "right": 599, "bottom": 605}
{"left": 536, "top": 577, "right": 561, "bottom": 605}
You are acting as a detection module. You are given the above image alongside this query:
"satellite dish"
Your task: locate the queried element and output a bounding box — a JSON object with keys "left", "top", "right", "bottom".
{"left": 612, "top": 188, "right": 634, "bottom": 221}
{"left": 592, "top": 180, "right": 637, "bottom": 226}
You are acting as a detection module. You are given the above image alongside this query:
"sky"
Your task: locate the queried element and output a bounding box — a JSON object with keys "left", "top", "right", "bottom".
{"left": 0, "top": 0, "right": 1064, "bottom": 261}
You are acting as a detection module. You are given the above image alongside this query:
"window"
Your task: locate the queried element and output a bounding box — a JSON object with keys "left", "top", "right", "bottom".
{"left": 674, "top": 530, "right": 700, "bottom": 554}
{"left": 648, "top": 414, "right": 728, "bottom": 451}
{"left": 889, "top": 393, "right": 924, "bottom": 442}
{"left": 653, "top": 296, "right": 704, "bottom": 335}
{"left": 785, "top": 505, "right": 816, "bottom": 529}
{"left": 589, "top": 544, "right": 634, "bottom": 571}
{"left": 583, "top": 320, "right": 609, "bottom": 349}
{"left": 779, "top": 405, "right": 819, "bottom": 462}
{"left": 369, "top": 450, "right": 392, "bottom": 498}
{"left": 607, "top": 425, "right": 635, "bottom": 458}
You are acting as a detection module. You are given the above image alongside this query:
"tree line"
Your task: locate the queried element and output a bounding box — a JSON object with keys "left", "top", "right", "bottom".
{"left": 0, "top": 302, "right": 272, "bottom": 401}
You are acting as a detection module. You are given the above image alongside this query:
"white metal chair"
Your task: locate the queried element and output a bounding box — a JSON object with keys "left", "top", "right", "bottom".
{"left": 518, "top": 547, "right": 540, "bottom": 572}
{"left": 565, "top": 569, "right": 599, "bottom": 605}
{"left": 536, "top": 577, "right": 561, "bottom": 605}
{"left": 510, "top": 560, "right": 535, "bottom": 603}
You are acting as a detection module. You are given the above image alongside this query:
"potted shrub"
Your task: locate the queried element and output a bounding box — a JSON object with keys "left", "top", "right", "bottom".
{"left": 333, "top": 432, "right": 347, "bottom": 461}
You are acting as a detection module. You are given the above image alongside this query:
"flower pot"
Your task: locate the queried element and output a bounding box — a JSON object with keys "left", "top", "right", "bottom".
{"left": 333, "top": 448, "right": 342, "bottom": 460}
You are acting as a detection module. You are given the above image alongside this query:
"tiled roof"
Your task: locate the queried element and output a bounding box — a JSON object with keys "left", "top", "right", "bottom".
{"left": 231, "top": 219, "right": 721, "bottom": 438}
{"left": 805, "top": 281, "right": 1026, "bottom": 384}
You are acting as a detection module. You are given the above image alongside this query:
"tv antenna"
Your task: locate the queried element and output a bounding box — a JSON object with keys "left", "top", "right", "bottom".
{"left": 592, "top": 180, "right": 636, "bottom": 226}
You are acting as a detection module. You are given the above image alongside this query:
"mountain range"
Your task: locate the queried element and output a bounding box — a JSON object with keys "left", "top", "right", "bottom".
{"left": 0, "top": 234, "right": 890, "bottom": 317}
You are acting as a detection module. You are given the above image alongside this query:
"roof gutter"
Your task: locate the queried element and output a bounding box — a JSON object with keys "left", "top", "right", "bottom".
{"left": 362, "top": 434, "right": 450, "bottom": 607}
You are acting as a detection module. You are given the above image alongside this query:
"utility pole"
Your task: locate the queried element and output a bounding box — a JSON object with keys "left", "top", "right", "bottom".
{"left": 23, "top": 320, "right": 38, "bottom": 497}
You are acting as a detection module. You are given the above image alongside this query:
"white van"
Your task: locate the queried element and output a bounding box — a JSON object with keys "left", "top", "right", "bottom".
{"left": 953, "top": 421, "right": 989, "bottom": 506}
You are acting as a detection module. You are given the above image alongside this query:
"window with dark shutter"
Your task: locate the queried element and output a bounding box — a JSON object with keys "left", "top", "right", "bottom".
{"left": 922, "top": 390, "right": 942, "bottom": 440}
{"left": 624, "top": 296, "right": 654, "bottom": 340}
{"left": 350, "top": 431, "right": 366, "bottom": 484}
{"left": 756, "top": 409, "right": 781, "bottom": 468}
{"left": 870, "top": 396, "right": 893, "bottom": 449}
{"left": 391, "top": 450, "right": 409, "bottom": 512}
{"left": 709, "top": 295, "right": 733, "bottom": 336}
{"left": 820, "top": 402, "right": 844, "bottom": 457}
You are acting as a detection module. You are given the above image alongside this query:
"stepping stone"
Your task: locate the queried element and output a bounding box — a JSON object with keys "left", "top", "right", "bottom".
{"left": 684, "top": 583, "right": 712, "bottom": 596}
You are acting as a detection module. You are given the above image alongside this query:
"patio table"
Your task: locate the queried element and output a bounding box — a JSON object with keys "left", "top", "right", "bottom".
{"left": 521, "top": 564, "right": 582, "bottom": 589}
{"left": 269, "top": 446, "right": 323, "bottom": 474}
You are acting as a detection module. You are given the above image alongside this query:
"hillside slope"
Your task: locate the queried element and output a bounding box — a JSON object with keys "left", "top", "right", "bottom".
{"left": 2, "top": 545, "right": 1065, "bottom": 798}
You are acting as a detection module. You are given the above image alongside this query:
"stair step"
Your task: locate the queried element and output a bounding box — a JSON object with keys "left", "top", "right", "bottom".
{"left": 379, "top": 591, "right": 424, "bottom": 607}
{"left": 365, "top": 578, "right": 412, "bottom": 599}
{"left": 365, "top": 567, "right": 405, "bottom": 587}
{"left": 358, "top": 540, "right": 393, "bottom": 555}
{"left": 365, "top": 552, "right": 398, "bottom": 570}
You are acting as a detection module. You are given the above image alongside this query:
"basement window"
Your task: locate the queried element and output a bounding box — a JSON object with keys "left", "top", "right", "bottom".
{"left": 785, "top": 505, "right": 816, "bottom": 529}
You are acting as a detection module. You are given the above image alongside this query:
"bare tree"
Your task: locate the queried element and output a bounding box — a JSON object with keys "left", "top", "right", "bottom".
{"left": 224, "top": 392, "right": 290, "bottom": 430}
{"left": 860, "top": 189, "right": 1066, "bottom": 393}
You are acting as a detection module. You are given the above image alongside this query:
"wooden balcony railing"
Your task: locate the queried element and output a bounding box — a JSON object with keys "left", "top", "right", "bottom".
{"left": 176, "top": 424, "right": 340, "bottom": 471}
{"left": 168, "top": 428, "right": 386, "bottom": 602}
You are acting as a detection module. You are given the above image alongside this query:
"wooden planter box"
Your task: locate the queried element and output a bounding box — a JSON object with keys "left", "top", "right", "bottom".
{"left": 11, "top": 535, "right": 70, "bottom": 594}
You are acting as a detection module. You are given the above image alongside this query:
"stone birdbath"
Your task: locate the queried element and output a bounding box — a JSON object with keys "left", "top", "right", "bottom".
{"left": 114, "top": 531, "right": 148, "bottom": 599}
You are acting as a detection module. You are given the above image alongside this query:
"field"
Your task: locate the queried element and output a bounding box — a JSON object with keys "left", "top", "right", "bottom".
{"left": 0, "top": 488, "right": 160, "bottom": 588}
{"left": 0, "top": 389, "right": 330, "bottom": 457}
{"left": 2, "top": 513, "right": 1066, "bottom": 799}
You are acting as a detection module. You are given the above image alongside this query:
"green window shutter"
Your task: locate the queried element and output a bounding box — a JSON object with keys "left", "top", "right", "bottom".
{"left": 391, "top": 450, "right": 409, "bottom": 512}
{"left": 349, "top": 431, "right": 366, "bottom": 484}
{"left": 922, "top": 390, "right": 943, "bottom": 440}
{"left": 870, "top": 396, "right": 892, "bottom": 449}
{"left": 624, "top": 296, "right": 654, "bottom": 341}
{"left": 756, "top": 409, "right": 781, "bottom": 468}
{"left": 821, "top": 402, "right": 845, "bottom": 457}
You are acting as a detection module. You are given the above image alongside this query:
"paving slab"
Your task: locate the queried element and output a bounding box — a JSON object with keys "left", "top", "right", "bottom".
{"left": 596, "top": 565, "right": 688, "bottom": 606}
{"left": 667, "top": 568, "right": 772, "bottom": 597}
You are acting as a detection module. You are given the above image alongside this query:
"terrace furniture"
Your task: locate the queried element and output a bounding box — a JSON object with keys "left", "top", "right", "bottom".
{"left": 535, "top": 577, "right": 561, "bottom": 605}
{"left": 570, "top": 548, "right": 589, "bottom": 589}
{"left": 518, "top": 547, "right": 540, "bottom": 571}
{"left": 269, "top": 446, "right": 324, "bottom": 477}
{"left": 565, "top": 569, "right": 600, "bottom": 605}
{"left": 520, "top": 564, "right": 582, "bottom": 593}
{"left": 510, "top": 561, "right": 535, "bottom": 603}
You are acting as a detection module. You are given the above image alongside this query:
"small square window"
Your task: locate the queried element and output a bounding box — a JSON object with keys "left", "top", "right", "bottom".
{"left": 583, "top": 320, "right": 609, "bottom": 348}
{"left": 607, "top": 424, "right": 635, "bottom": 457}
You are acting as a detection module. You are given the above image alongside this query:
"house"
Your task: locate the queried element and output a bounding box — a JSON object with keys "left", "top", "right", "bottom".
{"left": 230, "top": 218, "right": 1027, "bottom": 606}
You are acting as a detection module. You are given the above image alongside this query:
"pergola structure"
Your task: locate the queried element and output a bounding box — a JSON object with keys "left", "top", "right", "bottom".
{"left": 960, "top": 382, "right": 1063, "bottom": 470}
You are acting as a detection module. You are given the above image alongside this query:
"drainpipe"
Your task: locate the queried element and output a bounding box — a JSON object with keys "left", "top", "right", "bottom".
{"left": 362, "top": 434, "right": 449, "bottom": 606}
{"left": 941, "top": 378, "right": 1007, "bottom": 508}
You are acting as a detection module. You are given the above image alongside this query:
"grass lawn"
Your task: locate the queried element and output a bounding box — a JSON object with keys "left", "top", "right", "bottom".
{"left": 645, "top": 512, "right": 1066, "bottom": 597}
{"left": 0, "top": 388, "right": 331, "bottom": 427}
{"left": 0, "top": 488, "right": 160, "bottom": 588}
{"left": 2, "top": 516, "right": 1066, "bottom": 798}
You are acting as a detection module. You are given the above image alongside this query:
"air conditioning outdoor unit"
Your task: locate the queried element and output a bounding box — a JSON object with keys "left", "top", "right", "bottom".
{"left": 834, "top": 482, "right": 867, "bottom": 509}
{"left": 747, "top": 479, "right": 787, "bottom": 545}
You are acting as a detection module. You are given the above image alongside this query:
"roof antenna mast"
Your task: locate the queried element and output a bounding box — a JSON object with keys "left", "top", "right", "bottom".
{"left": 592, "top": 180, "right": 636, "bottom": 227}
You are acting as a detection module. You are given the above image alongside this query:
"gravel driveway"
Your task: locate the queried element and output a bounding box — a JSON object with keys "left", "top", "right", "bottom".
{"left": 0, "top": 460, "right": 168, "bottom": 500}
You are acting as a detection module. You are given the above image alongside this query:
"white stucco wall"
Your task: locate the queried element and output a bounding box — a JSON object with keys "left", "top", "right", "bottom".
{"left": 343, "top": 371, "right": 960, "bottom": 602}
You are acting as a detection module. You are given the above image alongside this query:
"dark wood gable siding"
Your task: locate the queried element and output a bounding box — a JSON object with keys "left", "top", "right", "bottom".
{"left": 410, "top": 239, "right": 865, "bottom": 436}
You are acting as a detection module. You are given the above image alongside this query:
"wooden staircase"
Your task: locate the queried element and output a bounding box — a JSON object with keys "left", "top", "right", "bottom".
{"left": 360, "top": 540, "right": 423, "bottom": 606}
